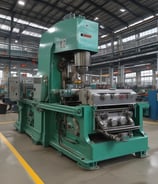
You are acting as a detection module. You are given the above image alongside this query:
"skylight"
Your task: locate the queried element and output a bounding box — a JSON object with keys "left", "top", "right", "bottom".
{"left": 29, "top": 22, "right": 48, "bottom": 30}
{"left": 0, "top": 24, "right": 20, "bottom": 33}
{"left": 14, "top": 17, "right": 29, "bottom": 25}
{"left": 0, "top": 14, "right": 11, "bottom": 21}
{"left": 0, "top": 23, "right": 41, "bottom": 37}
{"left": 13, "top": 28, "right": 20, "bottom": 33}
{"left": 0, "top": 24, "right": 10, "bottom": 31}
{"left": 0, "top": 13, "right": 48, "bottom": 31}
{"left": 22, "top": 30, "right": 41, "bottom": 38}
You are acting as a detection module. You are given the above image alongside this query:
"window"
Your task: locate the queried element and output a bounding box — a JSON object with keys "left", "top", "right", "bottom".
{"left": 125, "top": 72, "right": 136, "bottom": 86}
{"left": 141, "top": 77, "right": 152, "bottom": 86}
{"left": 139, "top": 28, "right": 157, "bottom": 38}
{"left": 122, "top": 35, "right": 136, "bottom": 43}
{"left": 141, "top": 70, "right": 153, "bottom": 86}
{"left": 141, "top": 70, "right": 152, "bottom": 76}
{"left": 98, "top": 44, "right": 106, "bottom": 49}
{"left": 125, "top": 72, "right": 136, "bottom": 78}
{"left": 0, "top": 70, "right": 2, "bottom": 84}
{"left": 114, "top": 41, "right": 118, "bottom": 45}
{"left": 107, "top": 42, "right": 111, "bottom": 47}
{"left": 125, "top": 78, "right": 136, "bottom": 85}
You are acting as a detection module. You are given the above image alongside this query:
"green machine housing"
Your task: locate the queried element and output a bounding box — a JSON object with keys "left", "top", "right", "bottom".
{"left": 15, "top": 15, "right": 148, "bottom": 169}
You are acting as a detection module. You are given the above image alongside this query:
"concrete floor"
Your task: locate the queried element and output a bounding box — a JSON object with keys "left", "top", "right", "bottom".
{"left": 0, "top": 113, "right": 158, "bottom": 184}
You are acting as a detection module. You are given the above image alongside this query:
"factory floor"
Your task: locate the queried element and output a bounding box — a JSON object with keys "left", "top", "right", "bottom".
{"left": 0, "top": 113, "right": 158, "bottom": 184}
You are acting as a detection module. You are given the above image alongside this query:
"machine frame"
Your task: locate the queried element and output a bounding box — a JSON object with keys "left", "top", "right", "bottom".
{"left": 13, "top": 15, "right": 148, "bottom": 169}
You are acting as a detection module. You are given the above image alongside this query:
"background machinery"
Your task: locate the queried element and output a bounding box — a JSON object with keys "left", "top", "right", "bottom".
{"left": 148, "top": 90, "right": 158, "bottom": 120}
{"left": 10, "top": 15, "right": 148, "bottom": 169}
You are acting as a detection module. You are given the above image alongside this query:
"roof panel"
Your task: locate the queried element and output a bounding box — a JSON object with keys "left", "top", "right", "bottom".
{"left": 0, "top": 0, "right": 158, "bottom": 43}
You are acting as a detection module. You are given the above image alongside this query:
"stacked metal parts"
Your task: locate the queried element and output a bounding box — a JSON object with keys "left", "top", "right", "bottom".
{"left": 10, "top": 15, "right": 148, "bottom": 169}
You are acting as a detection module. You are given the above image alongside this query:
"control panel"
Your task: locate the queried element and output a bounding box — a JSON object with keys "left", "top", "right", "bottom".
{"left": 9, "top": 77, "right": 21, "bottom": 101}
{"left": 33, "top": 73, "right": 48, "bottom": 102}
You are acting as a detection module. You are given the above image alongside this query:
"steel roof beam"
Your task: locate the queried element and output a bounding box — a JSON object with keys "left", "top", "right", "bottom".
{"left": 72, "top": 0, "right": 88, "bottom": 13}
{"left": 129, "top": 0, "right": 155, "bottom": 15}
{"left": 36, "top": 0, "right": 59, "bottom": 23}
{"left": 61, "top": 0, "right": 113, "bottom": 34}
{"left": 112, "top": 0, "right": 140, "bottom": 17}
{"left": 87, "top": 0, "right": 128, "bottom": 26}
{"left": 18, "top": 2, "right": 41, "bottom": 35}
{"left": 33, "top": 0, "right": 69, "bottom": 14}
{"left": 0, "top": 7, "right": 49, "bottom": 29}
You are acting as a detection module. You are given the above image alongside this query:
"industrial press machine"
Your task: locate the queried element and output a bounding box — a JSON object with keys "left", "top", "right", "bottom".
{"left": 11, "top": 15, "right": 148, "bottom": 169}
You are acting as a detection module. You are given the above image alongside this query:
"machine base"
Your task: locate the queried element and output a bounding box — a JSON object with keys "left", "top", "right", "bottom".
{"left": 15, "top": 100, "right": 148, "bottom": 170}
{"left": 15, "top": 121, "right": 148, "bottom": 170}
{"left": 48, "top": 135, "right": 148, "bottom": 170}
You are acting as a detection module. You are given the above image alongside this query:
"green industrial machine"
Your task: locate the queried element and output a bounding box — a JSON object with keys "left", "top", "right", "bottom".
{"left": 11, "top": 15, "right": 148, "bottom": 169}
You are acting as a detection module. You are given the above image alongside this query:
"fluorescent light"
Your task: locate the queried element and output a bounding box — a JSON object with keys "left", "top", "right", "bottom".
{"left": 133, "top": 63, "right": 150, "bottom": 68}
{"left": 120, "top": 8, "right": 126, "bottom": 12}
{"left": 143, "top": 15, "right": 154, "bottom": 21}
{"left": 114, "top": 26, "right": 127, "bottom": 33}
{"left": 129, "top": 20, "right": 143, "bottom": 27}
{"left": 11, "top": 71, "right": 17, "bottom": 74}
{"left": 101, "top": 34, "right": 107, "bottom": 38}
{"left": 94, "top": 17, "right": 99, "bottom": 21}
{"left": 114, "top": 15, "right": 155, "bottom": 34}
{"left": 129, "top": 15, "right": 154, "bottom": 27}
{"left": 100, "top": 25, "right": 105, "bottom": 29}
{"left": 15, "top": 40, "right": 18, "bottom": 43}
{"left": 18, "top": 0, "right": 25, "bottom": 6}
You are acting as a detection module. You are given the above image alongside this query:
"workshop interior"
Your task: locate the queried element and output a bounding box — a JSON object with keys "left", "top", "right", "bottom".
{"left": 1, "top": 3, "right": 158, "bottom": 181}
